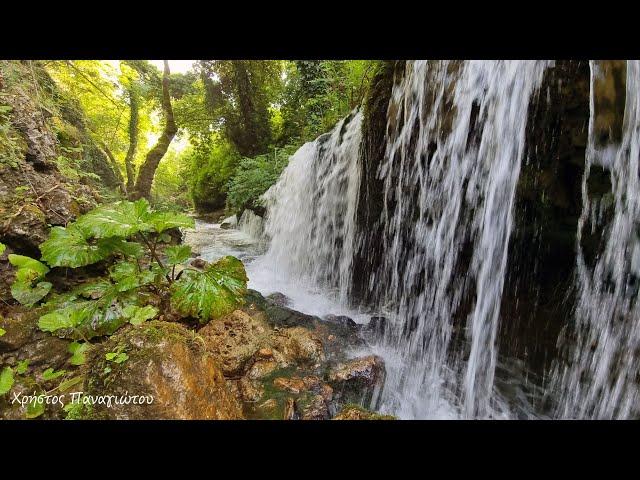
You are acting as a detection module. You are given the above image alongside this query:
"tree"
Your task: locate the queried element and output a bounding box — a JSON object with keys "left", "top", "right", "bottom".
{"left": 130, "top": 61, "right": 178, "bottom": 200}
{"left": 199, "top": 60, "right": 283, "bottom": 157}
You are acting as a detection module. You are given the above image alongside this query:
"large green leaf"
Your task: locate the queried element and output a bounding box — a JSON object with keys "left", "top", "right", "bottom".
{"left": 38, "top": 302, "right": 92, "bottom": 332}
{"left": 8, "top": 254, "right": 49, "bottom": 277}
{"left": 8, "top": 254, "right": 51, "bottom": 306}
{"left": 40, "top": 226, "right": 116, "bottom": 268}
{"left": 123, "top": 305, "right": 158, "bottom": 325}
{"left": 11, "top": 280, "right": 52, "bottom": 306}
{"left": 0, "top": 367, "right": 14, "bottom": 395}
{"left": 170, "top": 255, "right": 248, "bottom": 323}
{"left": 146, "top": 211, "right": 194, "bottom": 233}
{"left": 74, "top": 199, "right": 155, "bottom": 238}
{"left": 165, "top": 245, "right": 192, "bottom": 266}
{"left": 68, "top": 342, "right": 89, "bottom": 366}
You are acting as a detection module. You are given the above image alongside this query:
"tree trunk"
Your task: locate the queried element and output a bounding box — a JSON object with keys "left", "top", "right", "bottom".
{"left": 100, "top": 142, "right": 127, "bottom": 195}
{"left": 124, "top": 85, "right": 139, "bottom": 191}
{"left": 130, "top": 61, "right": 177, "bottom": 200}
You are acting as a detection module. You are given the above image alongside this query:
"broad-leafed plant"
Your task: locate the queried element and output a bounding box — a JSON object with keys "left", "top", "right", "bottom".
{"left": 1, "top": 200, "right": 247, "bottom": 341}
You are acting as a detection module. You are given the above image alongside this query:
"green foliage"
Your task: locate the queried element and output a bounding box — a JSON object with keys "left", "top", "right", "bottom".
{"left": 8, "top": 254, "right": 52, "bottom": 306}
{"left": 16, "top": 360, "right": 29, "bottom": 375}
{"left": 170, "top": 256, "right": 248, "bottom": 323}
{"left": 0, "top": 367, "right": 14, "bottom": 395}
{"left": 68, "top": 342, "right": 89, "bottom": 366}
{"left": 40, "top": 226, "right": 121, "bottom": 268}
{"left": 226, "top": 146, "right": 296, "bottom": 214}
{"left": 42, "top": 367, "right": 67, "bottom": 381}
{"left": 106, "top": 351, "right": 129, "bottom": 364}
{"left": 186, "top": 138, "right": 241, "bottom": 212}
{"left": 165, "top": 245, "right": 192, "bottom": 266}
{"left": 0, "top": 242, "right": 5, "bottom": 255}
{"left": 26, "top": 399, "right": 45, "bottom": 419}
{"left": 40, "top": 199, "right": 194, "bottom": 268}
{"left": 0, "top": 328, "right": 5, "bottom": 337}
{"left": 34, "top": 200, "right": 240, "bottom": 340}
{"left": 123, "top": 305, "right": 158, "bottom": 325}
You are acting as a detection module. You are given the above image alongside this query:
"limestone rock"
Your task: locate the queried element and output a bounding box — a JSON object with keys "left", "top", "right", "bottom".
{"left": 199, "top": 309, "right": 272, "bottom": 376}
{"left": 84, "top": 321, "right": 243, "bottom": 420}
{"left": 328, "top": 355, "right": 386, "bottom": 404}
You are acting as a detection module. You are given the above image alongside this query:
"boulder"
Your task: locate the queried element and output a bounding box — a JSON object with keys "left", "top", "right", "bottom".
{"left": 199, "top": 309, "right": 272, "bottom": 376}
{"left": 328, "top": 355, "right": 386, "bottom": 404}
{"left": 83, "top": 321, "right": 243, "bottom": 420}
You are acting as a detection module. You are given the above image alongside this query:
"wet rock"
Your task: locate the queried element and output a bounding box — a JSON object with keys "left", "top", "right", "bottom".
{"left": 328, "top": 355, "right": 386, "bottom": 404}
{"left": 362, "top": 316, "right": 388, "bottom": 339}
{"left": 283, "top": 397, "right": 296, "bottom": 420}
{"left": 272, "top": 327, "right": 325, "bottom": 366}
{"left": 220, "top": 215, "right": 238, "bottom": 229}
{"left": 0, "top": 309, "right": 70, "bottom": 370}
{"left": 238, "top": 377, "right": 264, "bottom": 402}
{"left": 265, "top": 292, "right": 291, "bottom": 307}
{"left": 199, "top": 309, "right": 272, "bottom": 376}
{"left": 302, "top": 375, "right": 333, "bottom": 402}
{"left": 244, "top": 289, "right": 365, "bottom": 356}
{"left": 295, "top": 392, "right": 330, "bottom": 420}
{"left": 273, "top": 376, "right": 306, "bottom": 394}
{"left": 189, "top": 257, "right": 208, "bottom": 270}
{"left": 333, "top": 404, "right": 396, "bottom": 420}
{"left": 253, "top": 397, "right": 292, "bottom": 420}
{"left": 84, "top": 321, "right": 243, "bottom": 420}
{"left": 245, "top": 359, "right": 278, "bottom": 380}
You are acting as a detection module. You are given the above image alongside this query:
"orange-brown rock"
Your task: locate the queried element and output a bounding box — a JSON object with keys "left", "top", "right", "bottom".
{"left": 84, "top": 321, "right": 243, "bottom": 420}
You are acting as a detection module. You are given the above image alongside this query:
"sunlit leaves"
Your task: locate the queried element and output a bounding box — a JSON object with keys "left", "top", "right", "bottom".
{"left": 0, "top": 367, "right": 14, "bottom": 395}
{"left": 147, "top": 211, "right": 194, "bottom": 233}
{"left": 170, "top": 255, "right": 247, "bottom": 323}
{"left": 105, "top": 351, "right": 128, "bottom": 364}
{"left": 68, "top": 342, "right": 89, "bottom": 366}
{"left": 75, "top": 199, "right": 155, "bottom": 238}
{"left": 165, "top": 244, "right": 191, "bottom": 266}
{"left": 123, "top": 305, "right": 158, "bottom": 325}
{"left": 42, "top": 367, "right": 67, "bottom": 381}
{"left": 38, "top": 302, "right": 92, "bottom": 333}
{"left": 40, "top": 225, "right": 116, "bottom": 268}
{"left": 40, "top": 200, "right": 194, "bottom": 269}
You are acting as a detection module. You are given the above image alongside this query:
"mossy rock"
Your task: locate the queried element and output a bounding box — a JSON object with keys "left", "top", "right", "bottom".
{"left": 83, "top": 321, "right": 243, "bottom": 420}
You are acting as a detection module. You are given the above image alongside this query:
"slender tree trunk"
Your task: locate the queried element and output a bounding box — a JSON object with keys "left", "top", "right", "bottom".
{"left": 130, "top": 61, "right": 177, "bottom": 200}
{"left": 124, "top": 85, "right": 139, "bottom": 191}
{"left": 99, "top": 142, "right": 127, "bottom": 195}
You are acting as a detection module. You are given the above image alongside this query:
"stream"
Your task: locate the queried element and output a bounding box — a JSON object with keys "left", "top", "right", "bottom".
{"left": 184, "top": 219, "right": 545, "bottom": 419}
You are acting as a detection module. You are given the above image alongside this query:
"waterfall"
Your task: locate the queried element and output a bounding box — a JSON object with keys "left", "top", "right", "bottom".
{"left": 551, "top": 60, "right": 640, "bottom": 419}
{"left": 259, "top": 111, "right": 362, "bottom": 304}
{"left": 371, "top": 60, "right": 551, "bottom": 419}
{"left": 238, "top": 209, "right": 265, "bottom": 241}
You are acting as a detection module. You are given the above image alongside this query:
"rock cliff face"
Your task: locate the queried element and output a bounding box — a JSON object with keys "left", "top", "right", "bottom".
{"left": 351, "top": 60, "right": 608, "bottom": 384}
{"left": 0, "top": 61, "right": 120, "bottom": 299}
{"left": 500, "top": 60, "right": 591, "bottom": 377}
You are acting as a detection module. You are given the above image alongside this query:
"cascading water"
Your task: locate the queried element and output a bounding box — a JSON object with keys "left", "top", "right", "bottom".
{"left": 252, "top": 59, "right": 639, "bottom": 419}
{"left": 238, "top": 209, "right": 265, "bottom": 242}
{"left": 551, "top": 60, "right": 640, "bottom": 419}
{"left": 370, "top": 60, "right": 551, "bottom": 419}
{"left": 256, "top": 111, "right": 362, "bottom": 306}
